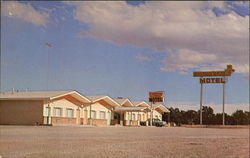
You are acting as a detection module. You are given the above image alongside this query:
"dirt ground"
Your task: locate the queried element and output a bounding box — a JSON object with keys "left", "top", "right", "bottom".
{"left": 0, "top": 126, "right": 249, "bottom": 158}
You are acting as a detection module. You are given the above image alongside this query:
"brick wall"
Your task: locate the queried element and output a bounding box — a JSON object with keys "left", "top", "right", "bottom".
{"left": 92, "top": 119, "right": 107, "bottom": 126}
{"left": 111, "top": 119, "right": 119, "bottom": 125}
{"left": 131, "top": 120, "right": 139, "bottom": 126}
{"left": 51, "top": 117, "right": 76, "bottom": 125}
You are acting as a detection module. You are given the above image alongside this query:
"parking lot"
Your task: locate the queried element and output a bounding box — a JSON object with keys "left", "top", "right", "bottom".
{"left": 0, "top": 126, "right": 249, "bottom": 158}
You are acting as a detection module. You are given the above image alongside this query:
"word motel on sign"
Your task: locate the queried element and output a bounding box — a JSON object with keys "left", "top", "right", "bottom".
{"left": 200, "top": 78, "right": 227, "bottom": 84}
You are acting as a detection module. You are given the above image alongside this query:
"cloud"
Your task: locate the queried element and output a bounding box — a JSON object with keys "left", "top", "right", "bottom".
{"left": 135, "top": 54, "right": 151, "bottom": 61}
{"left": 168, "top": 101, "right": 249, "bottom": 114}
{"left": 69, "top": 1, "right": 249, "bottom": 77}
{"left": 1, "top": 1, "right": 49, "bottom": 26}
{"left": 161, "top": 49, "right": 217, "bottom": 72}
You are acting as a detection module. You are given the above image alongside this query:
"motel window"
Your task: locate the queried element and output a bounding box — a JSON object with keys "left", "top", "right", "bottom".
{"left": 100, "top": 111, "right": 106, "bottom": 119}
{"left": 155, "top": 115, "right": 158, "bottom": 119}
{"left": 91, "top": 110, "right": 96, "bottom": 119}
{"left": 138, "top": 114, "right": 141, "bottom": 121}
{"left": 45, "top": 107, "right": 50, "bottom": 116}
{"left": 114, "top": 112, "right": 119, "bottom": 119}
{"left": 54, "top": 108, "right": 62, "bottom": 117}
{"left": 127, "top": 112, "right": 131, "bottom": 120}
{"left": 66, "top": 108, "right": 74, "bottom": 117}
{"left": 132, "top": 113, "right": 136, "bottom": 120}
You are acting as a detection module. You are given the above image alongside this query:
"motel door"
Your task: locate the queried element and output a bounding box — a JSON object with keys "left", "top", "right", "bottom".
{"left": 138, "top": 114, "right": 141, "bottom": 121}
{"left": 76, "top": 109, "right": 80, "bottom": 125}
{"left": 84, "top": 110, "right": 88, "bottom": 125}
{"left": 107, "top": 111, "right": 111, "bottom": 125}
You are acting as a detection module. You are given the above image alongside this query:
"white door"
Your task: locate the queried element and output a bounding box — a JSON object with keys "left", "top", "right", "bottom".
{"left": 107, "top": 111, "right": 111, "bottom": 125}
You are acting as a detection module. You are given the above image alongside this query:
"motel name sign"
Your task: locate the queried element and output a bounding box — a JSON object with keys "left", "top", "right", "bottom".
{"left": 193, "top": 64, "right": 235, "bottom": 126}
{"left": 194, "top": 65, "right": 234, "bottom": 84}
{"left": 149, "top": 91, "right": 164, "bottom": 103}
{"left": 193, "top": 65, "right": 235, "bottom": 77}
{"left": 200, "top": 77, "right": 227, "bottom": 84}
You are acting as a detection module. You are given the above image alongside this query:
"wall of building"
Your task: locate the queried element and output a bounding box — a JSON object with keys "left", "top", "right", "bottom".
{"left": 123, "top": 112, "right": 143, "bottom": 126}
{"left": 82, "top": 102, "right": 112, "bottom": 126}
{"left": 0, "top": 100, "right": 44, "bottom": 125}
{"left": 153, "top": 110, "right": 162, "bottom": 120}
{"left": 43, "top": 98, "right": 83, "bottom": 125}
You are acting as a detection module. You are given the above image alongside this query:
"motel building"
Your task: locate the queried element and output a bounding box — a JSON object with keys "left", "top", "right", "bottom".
{"left": 0, "top": 90, "right": 169, "bottom": 126}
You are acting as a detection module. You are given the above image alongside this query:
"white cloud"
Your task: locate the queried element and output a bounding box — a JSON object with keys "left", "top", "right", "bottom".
{"left": 69, "top": 1, "right": 249, "bottom": 78}
{"left": 135, "top": 54, "right": 151, "bottom": 61}
{"left": 168, "top": 101, "right": 249, "bottom": 114}
{"left": 161, "top": 49, "right": 217, "bottom": 72}
{"left": 1, "top": 1, "right": 49, "bottom": 26}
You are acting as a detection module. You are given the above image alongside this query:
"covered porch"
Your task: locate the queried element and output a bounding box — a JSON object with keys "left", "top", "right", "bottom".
{"left": 114, "top": 106, "right": 151, "bottom": 126}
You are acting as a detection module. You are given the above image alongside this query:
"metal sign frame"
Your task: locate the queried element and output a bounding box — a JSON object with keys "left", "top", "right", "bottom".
{"left": 149, "top": 91, "right": 165, "bottom": 103}
{"left": 148, "top": 91, "right": 165, "bottom": 126}
{"left": 193, "top": 65, "right": 234, "bottom": 125}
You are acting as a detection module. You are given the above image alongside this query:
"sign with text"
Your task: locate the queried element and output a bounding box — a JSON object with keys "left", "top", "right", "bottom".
{"left": 149, "top": 91, "right": 164, "bottom": 103}
{"left": 200, "top": 78, "right": 227, "bottom": 84}
{"left": 193, "top": 65, "right": 235, "bottom": 77}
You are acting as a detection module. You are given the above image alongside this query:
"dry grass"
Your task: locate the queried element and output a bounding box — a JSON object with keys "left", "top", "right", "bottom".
{"left": 0, "top": 126, "right": 249, "bottom": 158}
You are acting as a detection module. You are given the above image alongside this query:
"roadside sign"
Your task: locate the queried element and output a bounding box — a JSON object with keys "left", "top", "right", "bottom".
{"left": 193, "top": 65, "right": 234, "bottom": 77}
{"left": 149, "top": 91, "right": 164, "bottom": 103}
{"left": 200, "top": 77, "right": 227, "bottom": 84}
{"left": 193, "top": 64, "right": 234, "bottom": 126}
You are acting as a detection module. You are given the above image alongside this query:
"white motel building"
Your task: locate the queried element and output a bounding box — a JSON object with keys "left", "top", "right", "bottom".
{"left": 0, "top": 90, "right": 169, "bottom": 126}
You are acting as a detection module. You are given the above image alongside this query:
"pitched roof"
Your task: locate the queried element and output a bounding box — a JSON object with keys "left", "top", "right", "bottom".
{"left": 0, "top": 90, "right": 73, "bottom": 100}
{"left": 0, "top": 90, "right": 92, "bottom": 103}
{"left": 115, "top": 106, "right": 150, "bottom": 112}
{"left": 113, "top": 98, "right": 127, "bottom": 104}
{"left": 113, "top": 98, "right": 134, "bottom": 106}
{"left": 86, "top": 95, "right": 107, "bottom": 102}
{"left": 152, "top": 104, "right": 170, "bottom": 113}
{"left": 131, "top": 100, "right": 149, "bottom": 107}
{"left": 86, "top": 95, "right": 120, "bottom": 107}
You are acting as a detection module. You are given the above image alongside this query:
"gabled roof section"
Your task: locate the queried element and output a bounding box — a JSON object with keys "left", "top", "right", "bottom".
{"left": 131, "top": 100, "right": 150, "bottom": 107}
{"left": 113, "top": 98, "right": 134, "bottom": 107}
{"left": 115, "top": 106, "right": 151, "bottom": 112}
{"left": 0, "top": 90, "right": 91, "bottom": 103}
{"left": 86, "top": 95, "right": 107, "bottom": 102}
{"left": 86, "top": 95, "right": 120, "bottom": 107}
{"left": 0, "top": 90, "right": 71, "bottom": 100}
{"left": 153, "top": 104, "right": 170, "bottom": 113}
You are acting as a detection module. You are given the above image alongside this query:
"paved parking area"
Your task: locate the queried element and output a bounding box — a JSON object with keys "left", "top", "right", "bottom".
{"left": 0, "top": 126, "right": 249, "bottom": 158}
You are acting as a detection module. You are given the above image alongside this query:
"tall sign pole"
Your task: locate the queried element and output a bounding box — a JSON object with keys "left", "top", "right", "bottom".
{"left": 193, "top": 65, "right": 234, "bottom": 126}
{"left": 150, "top": 101, "right": 153, "bottom": 126}
{"left": 149, "top": 91, "right": 165, "bottom": 126}
{"left": 200, "top": 78, "right": 203, "bottom": 125}
{"left": 222, "top": 76, "right": 226, "bottom": 125}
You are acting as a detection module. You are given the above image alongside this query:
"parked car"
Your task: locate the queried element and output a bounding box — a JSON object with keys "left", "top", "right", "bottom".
{"left": 140, "top": 119, "right": 166, "bottom": 127}
{"left": 140, "top": 121, "right": 147, "bottom": 126}
{"left": 148, "top": 118, "right": 166, "bottom": 127}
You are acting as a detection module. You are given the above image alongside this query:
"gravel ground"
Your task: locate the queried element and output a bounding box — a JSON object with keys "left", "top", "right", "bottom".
{"left": 0, "top": 126, "right": 249, "bottom": 158}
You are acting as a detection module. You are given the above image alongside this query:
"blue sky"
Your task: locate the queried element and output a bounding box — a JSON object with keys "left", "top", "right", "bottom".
{"left": 1, "top": 1, "right": 249, "bottom": 113}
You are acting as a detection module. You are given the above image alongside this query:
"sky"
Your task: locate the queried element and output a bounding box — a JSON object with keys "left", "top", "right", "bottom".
{"left": 1, "top": 1, "right": 249, "bottom": 114}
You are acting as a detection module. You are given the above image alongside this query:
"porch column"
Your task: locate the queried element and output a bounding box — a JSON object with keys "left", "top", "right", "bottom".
{"left": 47, "top": 101, "right": 51, "bottom": 125}
{"left": 89, "top": 104, "right": 92, "bottom": 125}
{"left": 130, "top": 111, "right": 132, "bottom": 125}
{"left": 120, "top": 112, "right": 123, "bottom": 126}
{"left": 146, "top": 112, "right": 149, "bottom": 126}
{"left": 137, "top": 112, "right": 140, "bottom": 126}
